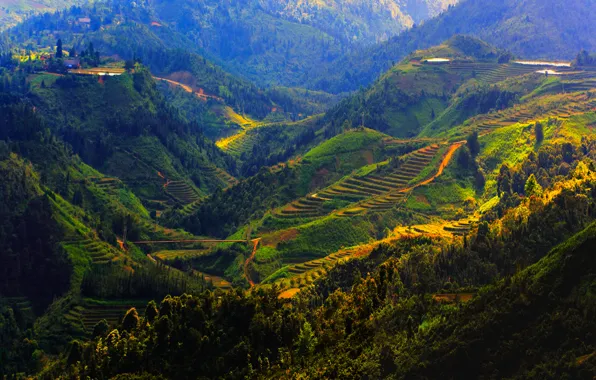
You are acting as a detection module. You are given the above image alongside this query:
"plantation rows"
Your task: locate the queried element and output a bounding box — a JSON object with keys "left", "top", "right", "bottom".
{"left": 279, "top": 249, "right": 354, "bottom": 289}
{"left": 0, "top": 297, "right": 34, "bottom": 319}
{"left": 446, "top": 62, "right": 574, "bottom": 84}
{"left": 165, "top": 180, "right": 200, "bottom": 205}
{"left": 65, "top": 302, "right": 147, "bottom": 334}
{"left": 90, "top": 177, "right": 123, "bottom": 196}
{"left": 276, "top": 144, "right": 441, "bottom": 220}
{"left": 471, "top": 92, "right": 596, "bottom": 133}
{"left": 62, "top": 239, "right": 119, "bottom": 265}
{"left": 442, "top": 218, "right": 477, "bottom": 236}
{"left": 193, "top": 270, "right": 233, "bottom": 290}
{"left": 217, "top": 131, "right": 257, "bottom": 157}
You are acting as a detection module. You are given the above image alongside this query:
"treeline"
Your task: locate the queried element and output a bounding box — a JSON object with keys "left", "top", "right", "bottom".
{"left": 81, "top": 263, "right": 208, "bottom": 300}
{"left": 239, "top": 126, "right": 317, "bottom": 177}
{"left": 40, "top": 212, "right": 596, "bottom": 378}
{"left": 38, "top": 67, "right": 237, "bottom": 181}
{"left": 0, "top": 154, "right": 72, "bottom": 313}
{"left": 165, "top": 166, "right": 302, "bottom": 238}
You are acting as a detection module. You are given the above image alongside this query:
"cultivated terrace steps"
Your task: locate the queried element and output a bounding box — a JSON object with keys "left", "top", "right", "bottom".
{"left": 165, "top": 180, "right": 200, "bottom": 205}
{"left": 281, "top": 249, "right": 353, "bottom": 288}
{"left": 276, "top": 195, "right": 329, "bottom": 220}
{"left": 0, "top": 297, "right": 34, "bottom": 319}
{"left": 470, "top": 93, "right": 596, "bottom": 133}
{"left": 445, "top": 62, "right": 576, "bottom": 84}
{"left": 61, "top": 239, "right": 120, "bottom": 265}
{"left": 443, "top": 218, "right": 479, "bottom": 236}
{"left": 90, "top": 177, "right": 123, "bottom": 195}
{"left": 65, "top": 301, "right": 147, "bottom": 334}
{"left": 275, "top": 144, "right": 442, "bottom": 219}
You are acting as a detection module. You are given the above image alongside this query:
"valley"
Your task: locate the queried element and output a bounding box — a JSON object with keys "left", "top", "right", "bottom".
{"left": 0, "top": 1, "right": 595, "bottom": 378}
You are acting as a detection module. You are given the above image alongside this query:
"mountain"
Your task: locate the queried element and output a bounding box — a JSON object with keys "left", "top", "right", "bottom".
{"left": 256, "top": 0, "right": 457, "bottom": 43}
{"left": 4, "top": 0, "right": 456, "bottom": 88}
{"left": 312, "top": 0, "right": 596, "bottom": 92}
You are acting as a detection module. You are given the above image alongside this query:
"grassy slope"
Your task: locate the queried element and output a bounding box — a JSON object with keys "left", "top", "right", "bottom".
{"left": 323, "top": 37, "right": 502, "bottom": 138}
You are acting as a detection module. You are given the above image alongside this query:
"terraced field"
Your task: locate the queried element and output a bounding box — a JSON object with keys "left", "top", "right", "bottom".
{"left": 321, "top": 144, "right": 442, "bottom": 199}
{"left": 165, "top": 181, "right": 200, "bottom": 205}
{"left": 469, "top": 92, "right": 596, "bottom": 134}
{"left": 154, "top": 248, "right": 213, "bottom": 261}
{"left": 194, "top": 270, "right": 233, "bottom": 290}
{"left": 73, "top": 302, "right": 147, "bottom": 333}
{"left": 275, "top": 144, "right": 443, "bottom": 219}
{"left": 443, "top": 218, "right": 478, "bottom": 236}
{"left": 90, "top": 177, "right": 122, "bottom": 196}
{"left": 279, "top": 249, "right": 355, "bottom": 289}
{"left": 62, "top": 239, "right": 120, "bottom": 265}
{"left": 275, "top": 195, "right": 329, "bottom": 220}
{"left": 445, "top": 62, "right": 575, "bottom": 84}
{"left": 215, "top": 106, "right": 264, "bottom": 156}
{"left": 0, "top": 297, "right": 34, "bottom": 318}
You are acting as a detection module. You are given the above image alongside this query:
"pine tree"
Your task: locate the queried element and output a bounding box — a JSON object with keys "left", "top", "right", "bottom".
{"left": 524, "top": 174, "right": 543, "bottom": 197}
{"left": 56, "top": 39, "right": 63, "bottom": 58}
{"left": 467, "top": 131, "right": 480, "bottom": 156}
{"left": 535, "top": 122, "right": 544, "bottom": 143}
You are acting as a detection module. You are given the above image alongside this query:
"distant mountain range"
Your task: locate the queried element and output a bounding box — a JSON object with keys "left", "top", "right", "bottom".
{"left": 3, "top": 0, "right": 456, "bottom": 88}
{"left": 311, "top": 0, "right": 596, "bottom": 92}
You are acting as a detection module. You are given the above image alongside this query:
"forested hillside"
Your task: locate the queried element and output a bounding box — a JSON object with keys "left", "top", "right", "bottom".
{"left": 4, "top": 0, "right": 456, "bottom": 88}
{"left": 257, "top": 0, "right": 457, "bottom": 43}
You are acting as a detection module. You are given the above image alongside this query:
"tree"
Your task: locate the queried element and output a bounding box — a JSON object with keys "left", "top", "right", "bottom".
{"left": 124, "top": 59, "right": 135, "bottom": 72}
{"left": 56, "top": 39, "right": 63, "bottom": 58}
{"left": 524, "top": 174, "right": 543, "bottom": 197}
{"left": 122, "top": 308, "right": 139, "bottom": 331}
{"left": 467, "top": 131, "right": 480, "bottom": 156}
{"left": 535, "top": 122, "right": 544, "bottom": 144}
{"left": 457, "top": 146, "right": 472, "bottom": 169}
{"left": 92, "top": 319, "right": 109, "bottom": 338}
{"left": 295, "top": 321, "right": 317, "bottom": 357}
{"left": 497, "top": 164, "right": 512, "bottom": 197}
{"left": 145, "top": 300, "right": 159, "bottom": 323}
{"left": 66, "top": 340, "right": 82, "bottom": 365}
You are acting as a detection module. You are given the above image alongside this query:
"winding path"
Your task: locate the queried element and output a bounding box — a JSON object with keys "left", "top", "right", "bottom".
{"left": 153, "top": 76, "right": 223, "bottom": 102}
{"left": 244, "top": 239, "right": 261, "bottom": 287}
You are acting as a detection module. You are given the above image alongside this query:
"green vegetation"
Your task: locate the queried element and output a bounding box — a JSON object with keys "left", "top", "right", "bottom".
{"left": 2, "top": 18, "right": 596, "bottom": 379}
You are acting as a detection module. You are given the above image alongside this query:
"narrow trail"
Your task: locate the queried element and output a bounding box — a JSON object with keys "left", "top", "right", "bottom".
{"left": 244, "top": 239, "right": 261, "bottom": 287}
{"left": 410, "top": 142, "right": 464, "bottom": 189}
{"left": 334, "top": 142, "right": 463, "bottom": 217}
{"left": 153, "top": 77, "right": 223, "bottom": 102}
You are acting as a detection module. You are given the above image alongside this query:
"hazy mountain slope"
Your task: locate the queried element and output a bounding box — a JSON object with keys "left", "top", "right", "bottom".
{"left": 5, "top": 0, "right": 457, "bottom": 88}
{"left": 257, "top": 0, "right": 457, "bottom": 43}
{"left": 312, "top": 0, "right": 596, "bottom": 92}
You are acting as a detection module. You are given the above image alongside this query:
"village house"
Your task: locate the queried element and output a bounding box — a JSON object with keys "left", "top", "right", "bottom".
{"left": 64, "top": 57, "right": 81, "bottom": 69}
{"left": 77, "top": 17, "right": 91, "bottom": 28}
